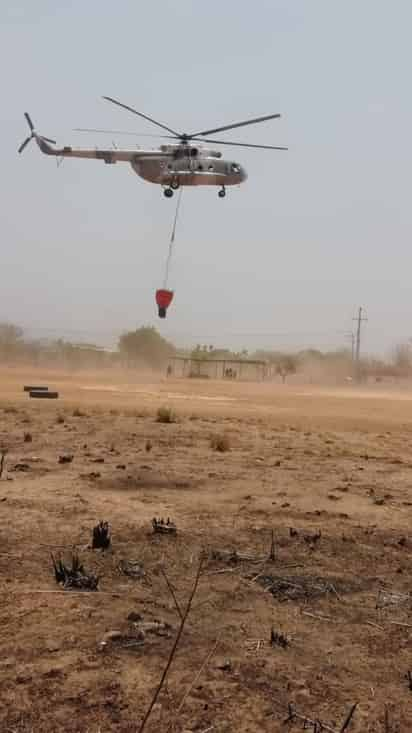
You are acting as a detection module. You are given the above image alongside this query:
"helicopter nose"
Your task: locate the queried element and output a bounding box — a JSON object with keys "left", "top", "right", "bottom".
{"left": 240, "top": 166, "right": 248, "bottom": 182}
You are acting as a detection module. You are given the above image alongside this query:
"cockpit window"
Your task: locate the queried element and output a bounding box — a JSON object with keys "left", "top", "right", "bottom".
{"left": 231, "top": 163, "right": 241, "bottom": 173}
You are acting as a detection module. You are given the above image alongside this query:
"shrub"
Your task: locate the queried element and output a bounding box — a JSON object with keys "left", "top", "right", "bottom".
{"left": 156, "top": 406, "right": 176, "bottom": 424}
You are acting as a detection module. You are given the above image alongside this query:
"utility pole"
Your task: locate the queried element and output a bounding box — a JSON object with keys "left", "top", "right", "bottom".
{"left": 344, "top": 332, "right": 355, "bottom": 361}
{"left": 353, "top": 307, "right": 368, "bottom": 381}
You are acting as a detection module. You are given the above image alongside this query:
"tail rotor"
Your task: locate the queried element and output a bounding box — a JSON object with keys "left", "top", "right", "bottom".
{"left": 18, "top": 113, "right": 56, "bottom": 154}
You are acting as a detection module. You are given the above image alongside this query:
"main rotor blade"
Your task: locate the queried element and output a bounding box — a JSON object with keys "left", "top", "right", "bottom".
{"left": 74, "top": 127, "right": 174, "bottom": 139}
{"left": 18, "top": 137, "right": 31, "bottom": 154}
{"left": 190, "top": 112, "right": 281, "bottom": 138}
{"left": 24, "top": 112, "right": 34, "bottom": 131}
{"left": 192, "top": 137, "right": 288, "bottom": 151}
{"left": 102, "top": 96, "right": 181, "bottom": 137}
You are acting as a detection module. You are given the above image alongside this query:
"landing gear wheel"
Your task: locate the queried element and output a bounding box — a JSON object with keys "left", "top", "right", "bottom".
{"left": 218, "top": 187, "right": 226, "bottom": 198}
{"left": 158, "top": 307, "right": 166, "bottom": 318}
{"left": 164, "top": 188, "right": 174, "bottom": 198}
{"left": 170, "top": 179, "right": 180, "bottom": 190}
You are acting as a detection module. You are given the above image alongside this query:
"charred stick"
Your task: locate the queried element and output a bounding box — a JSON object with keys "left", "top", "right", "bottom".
{"left": 340, "top": 703, "right": 358, "bottom": 732}
{"left": 269, "top": 528, "right": 276, "bottom": 561}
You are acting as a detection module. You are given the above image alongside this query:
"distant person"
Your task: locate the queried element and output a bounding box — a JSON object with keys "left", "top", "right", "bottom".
{"left": 166, "top": 364, "right": 173, "bottom": 378}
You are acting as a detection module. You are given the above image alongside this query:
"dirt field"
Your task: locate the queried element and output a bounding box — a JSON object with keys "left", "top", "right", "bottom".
{"left": 1, "top": 367, "right": 412, "bottom": 732}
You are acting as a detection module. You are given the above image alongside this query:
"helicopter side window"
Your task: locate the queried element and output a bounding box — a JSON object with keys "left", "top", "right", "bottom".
{"left": 231, "top": 163, "right": 240, "bottom": 173}
{"left": 208, "top": 164, "right": 214, "bottom": 171}
{"left": 198, "top": 164, "right": 203, "bottom": 171}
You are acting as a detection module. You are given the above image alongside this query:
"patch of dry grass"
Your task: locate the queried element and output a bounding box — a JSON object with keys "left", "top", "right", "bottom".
{"left": 156, "top": 406, "right": 176, "bottom": 424}
{"left": 210, "top": 433, "right": 231, "bottom": 452}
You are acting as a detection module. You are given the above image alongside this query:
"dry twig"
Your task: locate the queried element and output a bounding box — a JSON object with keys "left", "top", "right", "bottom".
{"left": 302, "top": 610, "right": 334, "bottom": 622}
{"left": 137, "top": 558, "right": 203, "bottom": 733}
{"left": 167, "top": 635, "right": 221, "bottom": 729}
{"left": 269, "top": 529, "right": 276, "bottom": 561}
{"left": 160, "top": 566, "right": 183, "bottom": 620}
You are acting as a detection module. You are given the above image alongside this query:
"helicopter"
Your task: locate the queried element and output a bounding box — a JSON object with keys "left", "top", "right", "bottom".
{"left": 18, "top": 96, "right": 287, "bottom": 198}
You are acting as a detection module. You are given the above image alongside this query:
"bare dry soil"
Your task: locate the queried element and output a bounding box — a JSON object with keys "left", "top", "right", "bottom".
{"left": 1, "top": 368, "right": 412, "bottom": 732}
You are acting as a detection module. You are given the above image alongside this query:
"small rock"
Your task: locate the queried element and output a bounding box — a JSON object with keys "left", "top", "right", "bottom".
{"left": 119, "top": 559, "right": 145, "bottom": 578}
{"left": 373, "top": 497, "right": 385, "bottom": 506}
{"left": 127, "top": 611, "right": 143, "bottom": 623}
{"left": 101, "top": 630, "right": 123, "bottom": 645}
{"left": 43, "top": 667, "right": 64, "bottom": 679}
{"left": 23, "top": 432, "right": 32, "bottom": 443}
{"left": 216, "top": 659, "right": 232, "bottom": 672}
{"left": 59, "top": 454, "right": 73, "bottom": 465}
{"left": 136, "top": 620, "right": 172, "bottom": 637}
{"left": 13, "top": 463, "right": 30, "bottom": 472}
{"left": 16, "top": 672, "right": 32, "bottom": 684}
{"left": 116, "top": 464, "right": 126, "bottom": 470}
{"left": 98, "top": 628, "right": 145, "bottom": 651}
{"left": 45, "top": 639, "right": 61, "bottom": 653}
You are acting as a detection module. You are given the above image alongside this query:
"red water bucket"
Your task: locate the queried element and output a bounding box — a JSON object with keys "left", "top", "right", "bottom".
{"left": 156, "top": 289, "right": 174, "bottom": 318}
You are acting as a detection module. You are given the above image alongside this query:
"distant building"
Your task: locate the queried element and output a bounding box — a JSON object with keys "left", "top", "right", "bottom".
{"left": 168, "top": 355, "right": 267, "bottom": 381}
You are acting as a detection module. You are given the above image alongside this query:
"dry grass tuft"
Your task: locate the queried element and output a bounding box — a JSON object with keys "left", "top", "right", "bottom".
{"left": 210, "top": 433, "right": 231, "bottom": 452}
{"left": 73, "top": 408, "right": 86, "bottom": 418}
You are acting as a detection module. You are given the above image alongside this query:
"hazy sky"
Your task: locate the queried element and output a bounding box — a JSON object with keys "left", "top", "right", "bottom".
{"left": 2, "top": 1, "right": 411, "bottom": 354}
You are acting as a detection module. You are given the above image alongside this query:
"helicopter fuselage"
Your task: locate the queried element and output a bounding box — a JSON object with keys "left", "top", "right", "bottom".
{"left": 132, "top": 146, "right": 247, "bottom": 188}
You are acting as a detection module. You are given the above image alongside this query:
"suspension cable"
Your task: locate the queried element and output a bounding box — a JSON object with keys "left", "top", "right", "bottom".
{"left": 163, "top": 187, "right": 183, "bottom": 289}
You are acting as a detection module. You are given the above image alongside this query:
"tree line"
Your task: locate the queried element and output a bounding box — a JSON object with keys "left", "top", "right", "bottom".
{"left": 1, "top": 321, "right": 412, "bottom": 380}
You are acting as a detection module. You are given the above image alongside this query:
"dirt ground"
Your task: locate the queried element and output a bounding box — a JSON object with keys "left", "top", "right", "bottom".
{"left": 1, "top": 367, "right": 412, "bottom": 732}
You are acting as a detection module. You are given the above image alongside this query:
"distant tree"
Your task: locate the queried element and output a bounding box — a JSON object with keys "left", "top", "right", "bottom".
{"left": 119, "top": 326, "right": 175, "bottom": 369}
{"left": 0, "top": 322, "right": 24, "bottom": 361}
{"left": 298, "top": 348, "right": 324, "bottom": 362}
{"left": 252, "top": 349, "right": 283, "bottom": 364}
{"left": 393, "top": 343, "right": 412, "bottom": 376}
{"left": 276, "top": 354, "right": 299, "bottom": 383}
